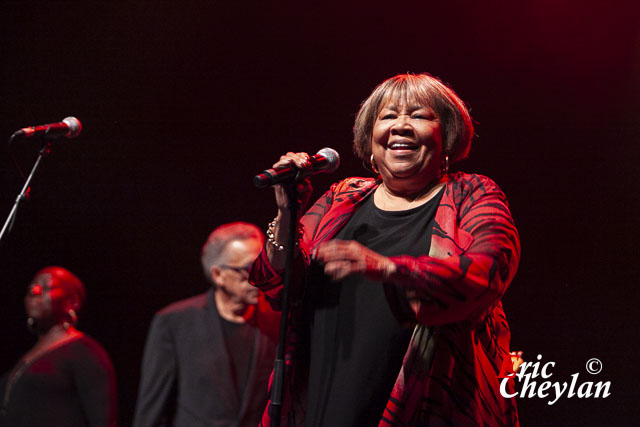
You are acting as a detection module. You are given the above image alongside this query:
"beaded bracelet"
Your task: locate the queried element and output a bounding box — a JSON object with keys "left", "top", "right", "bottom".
{"left": 266, "top": 218, "right": 302, "bottom": 251}
{"left": 266, "top": 219, "right": 285, "bottom": 251}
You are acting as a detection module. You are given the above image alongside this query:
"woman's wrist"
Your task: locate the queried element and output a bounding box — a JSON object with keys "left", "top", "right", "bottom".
{"left": 265, "top": 213, "right": 302, "bottom": 269}
{"left": 266, "top": 218, "right": 287, "bottom": 252}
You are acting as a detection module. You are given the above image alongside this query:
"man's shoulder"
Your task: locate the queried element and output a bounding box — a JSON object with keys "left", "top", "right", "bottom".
{"left": 156, "top": 291, "right": 211, "bottom": 318}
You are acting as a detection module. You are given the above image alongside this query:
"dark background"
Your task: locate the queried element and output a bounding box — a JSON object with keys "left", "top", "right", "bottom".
{"left": 1, "top": 1, "right": 639, "bottom": 425}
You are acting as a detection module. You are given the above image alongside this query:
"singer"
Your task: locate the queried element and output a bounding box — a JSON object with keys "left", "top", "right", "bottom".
{"left": 0, "top": 267, "right": 117, "bottom": 427}
{"left": 250, "top": 73, "right": 521, "bottom": 426}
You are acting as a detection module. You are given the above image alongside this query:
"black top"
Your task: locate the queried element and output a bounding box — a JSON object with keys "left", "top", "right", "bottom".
{"left": 0, "top": 334, "right": 117, "bottom": 427}
{"left": 305, "top": 189, "right": 443, "bottom": 426}
{"left": 220, "top": 314, "right": 255, "bottom": 403}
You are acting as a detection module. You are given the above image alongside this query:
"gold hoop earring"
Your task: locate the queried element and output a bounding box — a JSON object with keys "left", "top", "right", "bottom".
{"left": 442, "top": 155, "right": 449, "bottom": 175}
{"left": 64, "top": 309, "right": 78, "bottom": 330}
{"left": 370, "top": 154, "right": 379, "bottom": 174}
{"left": 27, "top": 317, "right": 36, "bottom": 333}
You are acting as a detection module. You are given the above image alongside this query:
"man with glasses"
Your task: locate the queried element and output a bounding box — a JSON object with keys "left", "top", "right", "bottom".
{"left": 134, "top": 222, "right": 279, "bottom": 427}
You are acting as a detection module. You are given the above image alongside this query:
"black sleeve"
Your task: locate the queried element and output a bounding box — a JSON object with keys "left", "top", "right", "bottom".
{"left": 71, "top": 337, "right": 118, "bottom": 427}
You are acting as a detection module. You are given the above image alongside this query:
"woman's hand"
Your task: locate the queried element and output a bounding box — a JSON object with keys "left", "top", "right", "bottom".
{"left": 272, "top": 152, "right": 314, "bottom": 215}
{"left": 314, "top": 239, "right": 396, "bottom": 282}
{"left": 267, "top": 152, "right": 314, "bottom": 270}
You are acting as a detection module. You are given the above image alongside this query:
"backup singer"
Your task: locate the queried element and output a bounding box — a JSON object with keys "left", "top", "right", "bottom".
{"left": 250, "top": 73, "right": 521, "bottom": 426}
{"left": 0, "top": 267, "right": 117, "bottom": 427}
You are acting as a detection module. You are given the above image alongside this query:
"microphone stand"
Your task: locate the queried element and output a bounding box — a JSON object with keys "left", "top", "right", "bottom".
{"left": 268, "top": 181, "right": 301, "bottom": 427}
{"left": 0, "top": 140, "right": 51, "bottom": 245}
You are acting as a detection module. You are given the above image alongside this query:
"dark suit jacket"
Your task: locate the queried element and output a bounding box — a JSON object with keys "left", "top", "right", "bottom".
{"left": 134, "top": 289, "right": 279, "bottom": 427}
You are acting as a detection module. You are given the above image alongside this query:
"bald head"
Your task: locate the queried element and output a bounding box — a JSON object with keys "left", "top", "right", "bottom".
{"left": 34, "top": 266, "right": 86, "bottom": 309}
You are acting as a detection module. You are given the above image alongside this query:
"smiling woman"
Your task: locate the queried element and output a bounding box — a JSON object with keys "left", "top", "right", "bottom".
{"left": 250, "top": 73, "right": 521, "bottom": 426}
{"left": 371, "top": 102, "right": 442, "bottom": 183}
{"left": 354, "top": 74, "right": 473, "bottom": 167}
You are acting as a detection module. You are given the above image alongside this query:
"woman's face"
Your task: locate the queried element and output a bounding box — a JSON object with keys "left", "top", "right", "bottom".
{"left": 371, "top": 96, "right": 443, "bottom": 186}
{"left": 24, "top": 272, "right": 68, "bottom": 323}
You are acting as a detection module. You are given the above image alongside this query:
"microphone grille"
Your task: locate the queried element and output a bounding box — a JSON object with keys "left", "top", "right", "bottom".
{"left": 317, "top": 147, "right": 340, "bottom": 173}
{"left": 62, "top": 116, "right": 82, "bottom": 138}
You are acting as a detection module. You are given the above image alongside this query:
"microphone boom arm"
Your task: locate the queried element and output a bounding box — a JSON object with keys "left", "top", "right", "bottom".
{"left": 0, "top": 142, "right": 51, "bottom": 245}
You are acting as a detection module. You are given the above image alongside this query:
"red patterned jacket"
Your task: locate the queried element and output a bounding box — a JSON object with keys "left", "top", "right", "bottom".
{"left": 250, "top": 172, "right": 520, "bottom": 426}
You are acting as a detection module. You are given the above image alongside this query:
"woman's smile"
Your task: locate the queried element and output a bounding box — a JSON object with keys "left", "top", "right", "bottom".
{"left": 371, "top": 101, "right": 443, "bottom": 182}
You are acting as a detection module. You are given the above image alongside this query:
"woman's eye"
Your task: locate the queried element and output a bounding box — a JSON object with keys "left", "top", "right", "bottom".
{"left": 412, "top": 112, "right": 432, "bottom": 120}
{"left": 381, "top": 114, "right": 396, "bottom": 120}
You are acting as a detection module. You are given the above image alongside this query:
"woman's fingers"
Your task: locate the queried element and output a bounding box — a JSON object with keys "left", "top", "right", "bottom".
{"left": 315, "top": 240, "right": 393, "bottom": 281}
{"left": 315, "top": 240, "right": 375, "bottom": 263}
{"left": 272, "top": 152, "right": 314, "bottom": 211}
{"left": 273, "top": 152, "right": 312, "bottom": 169}
{"left": 315, "top": 240, "right": 356, "bottom": 262}
{"left": 323, "top": 260, "right": 358, "bottom": 281}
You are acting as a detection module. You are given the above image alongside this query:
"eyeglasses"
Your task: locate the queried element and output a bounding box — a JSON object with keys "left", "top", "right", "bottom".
{"left": 219, "top": 265, "right": 251, "bottom": 278}
{"left": 28, "top": 284, "right": 44, "bottom": 296}
{"left": 27, "top": 282, "right": 59, "bottom": 296}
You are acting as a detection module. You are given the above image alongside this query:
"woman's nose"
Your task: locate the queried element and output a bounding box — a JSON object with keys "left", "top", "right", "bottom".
{"left": 390, "top": 115, "right": 412, "bottom": 134}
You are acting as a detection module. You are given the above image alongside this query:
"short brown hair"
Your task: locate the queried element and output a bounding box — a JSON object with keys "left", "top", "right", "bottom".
{"left": 353, "top": 73, "right": 474, "bottom": 168}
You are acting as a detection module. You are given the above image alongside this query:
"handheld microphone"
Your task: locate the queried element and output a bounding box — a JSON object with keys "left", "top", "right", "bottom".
{"left": 253, "top": 147, "right": 340, "bottom": 188}
{"left": 10, "top": 117, "right": 82, "bottom": 141}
